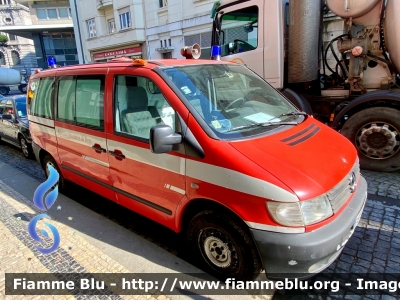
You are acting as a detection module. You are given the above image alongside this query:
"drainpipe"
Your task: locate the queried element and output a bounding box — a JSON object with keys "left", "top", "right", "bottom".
{"left": 71, "top": 0, "right": 85, "bottom": 64}
{"left": 141, "top": 1, "right": 150, "bottom": 59}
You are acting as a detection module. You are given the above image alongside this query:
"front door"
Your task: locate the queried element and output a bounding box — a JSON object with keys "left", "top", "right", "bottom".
{"left": 106, "top": 70, "right": 186, "bottom": 226}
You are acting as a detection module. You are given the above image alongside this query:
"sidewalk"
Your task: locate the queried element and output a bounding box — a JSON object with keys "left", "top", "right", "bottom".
{"left": 0, "top": 162, "right": 262, "bottom": 300}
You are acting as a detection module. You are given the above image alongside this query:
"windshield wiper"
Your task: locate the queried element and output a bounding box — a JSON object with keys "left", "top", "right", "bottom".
{"left": 228, "top": 121, "right": 298, "bottom": 132}
{"left": 280, "top": 111, "right": 308, "bottom": 118}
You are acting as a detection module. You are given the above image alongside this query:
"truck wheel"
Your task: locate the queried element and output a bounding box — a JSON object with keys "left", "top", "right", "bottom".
{"left": 187, "top": 210, "right": 262, "bottom": 281}
{"left": 19, "top": 136, "right": 32, "bottom": 159}
{"left": 18, "top": 84, "right": 27, "bottom": 93}
{"left": 341, "top": 107, "right": 400, "bottom": 172}
{"left": 42, "top": 155, "right": 66, "bottom": 192}
{"left": 0, "top": 87, "right": 8, "bottom": 95}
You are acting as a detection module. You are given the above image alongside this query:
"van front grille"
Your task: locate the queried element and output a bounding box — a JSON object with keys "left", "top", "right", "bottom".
{"left": 326, "top": 161, "right": 360, "bottom": 213}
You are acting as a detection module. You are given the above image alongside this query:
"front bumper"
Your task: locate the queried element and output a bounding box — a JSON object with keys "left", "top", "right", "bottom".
{"left": 251, "top": 176, "right": 367, "bottom": 279}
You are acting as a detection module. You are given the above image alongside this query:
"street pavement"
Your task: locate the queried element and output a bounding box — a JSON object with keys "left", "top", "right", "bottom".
{"left": 0, "top": 142, "right": 399, "bottom": 299}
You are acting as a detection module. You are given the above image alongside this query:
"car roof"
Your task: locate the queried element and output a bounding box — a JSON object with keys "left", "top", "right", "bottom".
{"left": 29, "top": 59, "right": 234, "bottom": 78}
{"left": 0, "top": 95, "right": 26, "bottom": 102}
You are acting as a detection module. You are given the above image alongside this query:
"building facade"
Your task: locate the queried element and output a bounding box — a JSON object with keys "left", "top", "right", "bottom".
{"left": 71, "top": 0, "right": 215, "bottom": 62}
{"left": 0, "top": 0, "right": 36, "bottom": 76}
{"left": 145, "top": 0, "right": 214, "bottom": 60}
{"left": 3, "top": 0, "right": 80, "bottom": 70}
{"left": 71, "top": 0, "right": 146, "bottom": 63}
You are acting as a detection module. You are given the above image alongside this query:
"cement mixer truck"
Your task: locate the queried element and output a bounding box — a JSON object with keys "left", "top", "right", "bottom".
{"left": 0, "top": 67, "right": 27, "bottom": 95}
{"left": 210, "top": 0, "right": 400, "bottom": 172}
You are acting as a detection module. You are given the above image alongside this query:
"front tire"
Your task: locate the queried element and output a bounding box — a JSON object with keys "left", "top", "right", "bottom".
{"left": 42, "top": 155, "right": 66, "bottom": 192}
{"left": 341, "top": 107, "right": 400, "bottom": 171}
{"left": 187, "top": 210, "right": 262, "bottom": 281}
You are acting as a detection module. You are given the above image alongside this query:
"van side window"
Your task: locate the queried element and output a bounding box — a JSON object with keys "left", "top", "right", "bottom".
{"left": 58, "top": 76, "right": 76, "bottom": 123}
{"left": 30, "top": 77, "right": 54, "bottom": 119}
{"left": 56, "top": 75, "right": 105, "bottom": 131}
{"left": 76, "top": 76, "right": 104, "bottom": 129}
{"left": 114, "top": 75, "right": 176, "bottom": 140}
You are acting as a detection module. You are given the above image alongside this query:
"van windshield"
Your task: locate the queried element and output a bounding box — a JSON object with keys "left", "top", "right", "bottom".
{"left": 161, "top": 64, "right": 302, "bottom": 139}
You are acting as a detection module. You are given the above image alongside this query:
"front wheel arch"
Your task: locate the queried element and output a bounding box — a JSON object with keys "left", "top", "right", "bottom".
{"left": 332, "top": 90, "right": 400, "bottom": 129}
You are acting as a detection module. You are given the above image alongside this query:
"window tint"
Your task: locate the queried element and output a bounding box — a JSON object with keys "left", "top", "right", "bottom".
{"left": 75, "top": 76, "right": 104, "bottom": 129}
{"left": 114, "top": 75, "right": 175, "bottom": 140}
{"left": 15, "top": 100, "right": 27, "bottom": 117}
{"left": 57, "top": 76, "right": 76, "bottom": 122}
{"left": 220, "top": 6, "right": 258, "bottom": 56}
{"left": 0, "top": 100, "right": 5, "bottom": 114}
{"left": 56, "top": 75, "right": 105, "bottom": 130}
{"left": 3, "top": 101, "right": 14, "bottom": 115}
{"left": 30, "top": 77, "right": 54, "bottom": 119}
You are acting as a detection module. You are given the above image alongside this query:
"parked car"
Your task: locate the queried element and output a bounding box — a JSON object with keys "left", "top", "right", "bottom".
{"left": 0, "top": 95, "right": 32, "bottom": 158}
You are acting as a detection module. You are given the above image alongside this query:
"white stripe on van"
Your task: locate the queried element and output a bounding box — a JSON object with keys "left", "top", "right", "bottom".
{"left": 28, "top": 115, "right": 54, "bottom": 127}
{"left": 30, "top": 122, "right": 56, "bottom": 136}
{"left": 55, "top": 127, "right": 107, "bottom": 147}
{"left": 245, "top": 221, "right": 305, "bottom": 233}
{"left": 82, "top": 155, "right": 110, "bottom": 167}
{"left": 107, "top": 139, "right": 185, "bottom": 175}
{"left": 33, "top": 125, "right": 298, "bottom": 202}
{"left": 187, "top": 160, "right": 299, "bottom": 203}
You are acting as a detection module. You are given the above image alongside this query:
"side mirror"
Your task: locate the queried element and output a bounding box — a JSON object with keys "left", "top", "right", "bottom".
{"left": 150, "top": 125, "right": 182, "bottom": 154}
{"left": 244, "top": 22, "right": 253, "bottom": 33}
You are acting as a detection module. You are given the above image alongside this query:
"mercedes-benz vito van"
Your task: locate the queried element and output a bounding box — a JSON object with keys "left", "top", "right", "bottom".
{"left": 27, "top": 57, "right": 367, "bottom": 281}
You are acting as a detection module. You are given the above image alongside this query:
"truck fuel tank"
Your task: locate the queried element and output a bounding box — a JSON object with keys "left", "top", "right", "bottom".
{"left": 0, "top": 67, "right": 22, "bottom": 85}
{"left": 326, "top": 0, "right": 380, "bottom": 18}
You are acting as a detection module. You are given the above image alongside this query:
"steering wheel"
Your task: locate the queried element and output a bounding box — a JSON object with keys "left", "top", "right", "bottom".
{"left": 225, "top": 97, "right": 245, "bottom": 112}
{"left": 234, "top": 39, "right": 256, "bottom": 51}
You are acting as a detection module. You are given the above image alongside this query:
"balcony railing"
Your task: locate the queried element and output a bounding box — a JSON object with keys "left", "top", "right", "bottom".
{"left": 96, "top": 0, "right": 113, "bottom": 10}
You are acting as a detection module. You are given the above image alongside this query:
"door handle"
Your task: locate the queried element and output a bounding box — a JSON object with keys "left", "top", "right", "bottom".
{"left": 109, "top": 149, "right": 126, "bottom": 160}
{"left": 92, "top": 143, "right": 106, "bottom": 153}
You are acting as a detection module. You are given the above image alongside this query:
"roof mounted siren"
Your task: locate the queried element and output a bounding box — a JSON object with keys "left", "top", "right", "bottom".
{"left": 47, "top": 56, "right": 57, "bottom": 68}
{"left": 211, "top": 45, "right": 221, "bottom": 61}
{"left": 181, "top": 43, "right": 201, "bottom": 59}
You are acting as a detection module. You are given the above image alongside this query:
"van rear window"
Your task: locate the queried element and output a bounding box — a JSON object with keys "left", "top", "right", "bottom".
{"left": 57, "top": 75, "right": 105, "bottom": 131}
{"left": 29, "top": 77, "right": 54, "bottom": 119}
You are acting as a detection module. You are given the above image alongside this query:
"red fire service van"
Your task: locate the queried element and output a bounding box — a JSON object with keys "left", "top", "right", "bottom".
{"left": 27, "top": 49, "right": 367, "bottom": 281}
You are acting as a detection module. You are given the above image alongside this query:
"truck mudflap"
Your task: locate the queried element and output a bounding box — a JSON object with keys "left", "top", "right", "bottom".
{"left": 251, "top": 176, "right": 367, "bottom": 279}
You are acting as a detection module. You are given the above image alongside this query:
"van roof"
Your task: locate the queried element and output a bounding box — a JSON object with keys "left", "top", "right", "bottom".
{"left": 30, "top": 59, "right": 233, "bottom": 77}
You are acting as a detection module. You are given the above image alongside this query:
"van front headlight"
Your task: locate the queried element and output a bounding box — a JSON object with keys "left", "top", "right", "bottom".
{"left": 267, "top": 196, "right": 333, "bottom": 227}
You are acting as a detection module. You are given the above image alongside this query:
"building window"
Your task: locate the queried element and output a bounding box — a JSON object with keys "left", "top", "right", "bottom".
{"left": 86, "top": 19, "right": 96, "bottom": 38}
{"left": 168, "top": 39, "right": 171, "bottom": 47}
{"left": 0, "top": 52, "right": 5, "bottom": 65}
{"left": 8, "top": 34, "right": 16, "bottom": 41}
{"left": 58, "top": 8, "right": 69, "bottom": 19}
{"left": 108, "top": 19, "right": 116, "bottom": 34}
{"left": 119, "top": 10, "right": 131, "bottom": 30}
{"left": 36, "top": 8, "right": 71, "bottom": 20}
{"left": 159, "top": 0, "right": 167, "bottom": 8}
{"left": 11, "top": 51, "right": 20, "bottom": 65}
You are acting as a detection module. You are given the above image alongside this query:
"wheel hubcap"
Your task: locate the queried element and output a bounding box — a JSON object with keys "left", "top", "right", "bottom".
{"left": 356, "top": 122, "right": 400, "bottom": 159}
{"left": 20, "top": 139, "right": 28, "bottom": 156}
{"left": 199, "top": 229, "right": 237, "bottom": 269}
